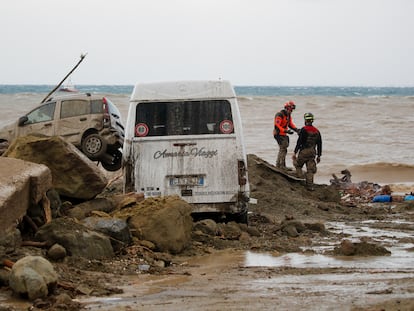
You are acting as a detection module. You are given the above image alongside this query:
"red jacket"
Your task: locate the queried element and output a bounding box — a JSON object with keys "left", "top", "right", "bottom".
{"left": 274, "top": 109, "right": 297, "bottom": 136}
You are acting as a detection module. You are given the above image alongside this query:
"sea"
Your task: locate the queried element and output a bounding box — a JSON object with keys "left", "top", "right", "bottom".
{"left": 1, "top": 84, "right": 414, "bottom": 192}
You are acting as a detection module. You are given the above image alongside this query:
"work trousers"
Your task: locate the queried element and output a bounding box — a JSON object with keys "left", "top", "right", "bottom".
{"left": 275, "top": 135, "right": 289, "bottom": 168}
{"left": 293, "top": 148, "right": 317, "bottom": 186}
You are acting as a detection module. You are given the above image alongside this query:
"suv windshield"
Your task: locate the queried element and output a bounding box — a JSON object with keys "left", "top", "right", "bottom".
{"left": 135, "top": 100, "right": 233, "bottom": 137}
{"left": 26, "top": 102, "right": 56, "bottom": 124}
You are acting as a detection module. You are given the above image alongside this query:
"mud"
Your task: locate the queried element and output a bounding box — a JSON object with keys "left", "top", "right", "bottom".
{"left": 1, "top": 154, "right": 414, "bottom": 310}
{"left": 77, "top": 215, "right": 414, "bottom": 311}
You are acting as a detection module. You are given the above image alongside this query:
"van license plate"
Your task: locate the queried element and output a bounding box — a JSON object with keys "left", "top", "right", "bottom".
{"left": 169, "top": 176, "right": 204, "bottom": 186}
{"left": 181, "top": 189, "right": 193, "bottom": 196}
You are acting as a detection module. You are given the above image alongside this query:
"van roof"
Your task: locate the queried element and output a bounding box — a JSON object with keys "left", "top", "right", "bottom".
{"left": 130, "top": 80, "right": 236, "bottom": 101}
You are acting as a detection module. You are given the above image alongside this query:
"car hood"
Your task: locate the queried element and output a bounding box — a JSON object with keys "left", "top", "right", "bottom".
{"left": 0, "top": 120, "right": 17, "bottom": 142}
{"left": 107, "top": 101, "right": 125, "bottom": 139}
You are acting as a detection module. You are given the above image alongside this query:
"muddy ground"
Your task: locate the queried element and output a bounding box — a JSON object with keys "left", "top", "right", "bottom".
{"left": 1, "top": 154, "right": 414, "bottom": 310}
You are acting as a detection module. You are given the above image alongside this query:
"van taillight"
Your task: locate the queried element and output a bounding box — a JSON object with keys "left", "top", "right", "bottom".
{"left": 238, "top": 160, "right": 247, "bottom": 186}
{"left": 102, "top": 97, "right": 110, "bottom": 126}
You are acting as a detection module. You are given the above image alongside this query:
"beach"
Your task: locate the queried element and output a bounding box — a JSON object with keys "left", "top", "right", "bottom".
{"left": 1, "top": 92, "right": 413, "bottom": 190}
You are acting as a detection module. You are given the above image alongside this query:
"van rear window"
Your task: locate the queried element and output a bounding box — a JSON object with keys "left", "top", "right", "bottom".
{"left": 135, "top": 100, "right": 234, "bottom": 137}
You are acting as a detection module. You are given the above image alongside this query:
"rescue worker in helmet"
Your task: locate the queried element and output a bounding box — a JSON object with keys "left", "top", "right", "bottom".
{"left": 273, "top": 101, "right": 300, "bottom": 170}
{"left": 292, "top": 112, "right": 322, "bottom": 191}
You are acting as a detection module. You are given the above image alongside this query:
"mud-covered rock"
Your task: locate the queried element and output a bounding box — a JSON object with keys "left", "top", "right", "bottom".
{"left": 47, "top": 243, "right": 67, "bottom": 261}
{"left": 0, "top": 157, "right": 52, "bottom": 234}
{"left": 67, "top": 198, "right": 115, "bottom": 220}
{"left": 0, "top": 269, "right": 10, "bottom": 286}
{"left": 4, "top": 135, "right": 107, "bottom": 200}
{"left": 82, "top": 216, "right": 132, "bottom": 252}
{"left": 304, "top": 222, "right": 326, "bottom": 233}
{"left": 116, "top": 196, "right": 193, "bottom": 254}
{"left": 9, "top": 256, "right": 58, "bottom": 300}
{"left": 35, "top": 217, "right": 114, "bottom": 259}
{"left": 217, "top": 222, "right": 242, "bottom": 240}
{"left": 333, "top": 239, "right": 391, "bottom": 256}
{"left": 193, "top": 219, "right": 218, "bottom": 236}
{"left": 0, "top": 228, "right": 22, "bottom": 258}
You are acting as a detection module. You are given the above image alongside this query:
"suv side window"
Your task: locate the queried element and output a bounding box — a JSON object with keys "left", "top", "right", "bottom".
{"left": 61, "top": 100, "right": 90, "bottom": 118}
{"left": 26, "top": 102, "right": 56, "bottom": 124}
{"left": 91, "top": 99, "right": 104, "bottom": 114}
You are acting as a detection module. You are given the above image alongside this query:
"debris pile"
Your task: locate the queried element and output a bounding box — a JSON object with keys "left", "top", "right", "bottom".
{"left": 330, "top": 169, "right": 381, "bottom": 206}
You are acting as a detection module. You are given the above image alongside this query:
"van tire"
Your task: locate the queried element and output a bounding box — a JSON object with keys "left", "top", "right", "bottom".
{"left": 235, "top": 211, "right": 248, "bottom": 224}
{"left": 82, "top": 133, "right": 107, "bottom": 159}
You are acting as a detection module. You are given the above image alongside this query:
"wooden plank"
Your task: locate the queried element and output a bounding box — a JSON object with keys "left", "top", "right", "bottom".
{"left": 254, "top": 159, "right": 305, "bottom": 182}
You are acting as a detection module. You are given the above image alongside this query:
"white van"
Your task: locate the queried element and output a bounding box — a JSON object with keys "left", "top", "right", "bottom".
{"left": 123, "top": 80, "right": 250, "bottom": 222}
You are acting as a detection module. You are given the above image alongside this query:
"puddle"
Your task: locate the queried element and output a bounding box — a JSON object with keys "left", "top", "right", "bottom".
{"left": 245, "top": 219, "right": 414, "bottom": 270}
{"left": 326, "top": 220, "right": 414, "bottom": 243}
{"left": 244, "top": 250, "right": 414, "bottom": 270}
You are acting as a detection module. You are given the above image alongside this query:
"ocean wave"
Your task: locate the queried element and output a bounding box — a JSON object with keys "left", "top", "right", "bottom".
{"left": 2, "top": 85, "right": 414, "bottom": 97}
{"left": 237, "top": 96, "right": 254, "bottom": 101}
{"left": 350, "top": 162, "right": 414, "bottom": 170}
{"left": 318, "top": 162, "right": 414, "bottom": 185}
{"left": 340, "top": 162, "right": 414, "bottom": 184}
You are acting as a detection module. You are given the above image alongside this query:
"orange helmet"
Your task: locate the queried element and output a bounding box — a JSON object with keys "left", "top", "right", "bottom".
{"left": 284, "top": 101, "right": 296, "bottom": 110}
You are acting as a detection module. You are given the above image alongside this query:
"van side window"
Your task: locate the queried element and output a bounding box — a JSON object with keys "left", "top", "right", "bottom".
{"left": 61, "top": 100, "right": 90, "bottom": 118}
{"left": 26, "top": 102, "right": 56, "bottom": 124}
{"left": 135, "top": 100, "right": 233, "bottom": 136}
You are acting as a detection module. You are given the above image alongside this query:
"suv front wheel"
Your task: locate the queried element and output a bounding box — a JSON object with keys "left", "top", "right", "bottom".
{"left": 81, "top": 133, "right": 107, "bottom": 159}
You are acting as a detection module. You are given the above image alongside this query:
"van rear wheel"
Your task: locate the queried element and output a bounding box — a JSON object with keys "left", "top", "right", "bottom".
{"left": 234, "top": 211, "right": 248, "bottom": 224}
{"left": 81, "top": 134, "right": 107, "bottom": 159}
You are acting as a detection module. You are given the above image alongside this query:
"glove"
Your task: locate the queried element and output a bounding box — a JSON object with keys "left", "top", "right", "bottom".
{"left": 295, "top": 128, "right": 301, "bottom": 135}
{"left": 286, "top": 130, "right": 294, "bottom": 135}
{"left": 316, "top": 156, "right": 321, "bottom": 163}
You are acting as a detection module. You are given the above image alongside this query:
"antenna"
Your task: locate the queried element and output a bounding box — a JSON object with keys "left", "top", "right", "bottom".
{"left": 40, "top": 53, "right": 88, "bottom": 103}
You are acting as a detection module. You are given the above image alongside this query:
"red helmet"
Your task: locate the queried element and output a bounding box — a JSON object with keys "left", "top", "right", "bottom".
{"left": 284, "top": 101, "right": 296, "bottom": 110}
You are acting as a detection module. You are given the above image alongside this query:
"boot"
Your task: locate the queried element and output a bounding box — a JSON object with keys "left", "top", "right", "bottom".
{"left": 276, "top": 148, "right": 287, "bottom": 168}
{"left": 276, "top": 152, "right": 282, "bottom": 168}
{"left": 305, "top": 172, "right": 314, "bottom": 191}
{"left": 306, "top": 184, "right": 315, "bottom": 191}
{"left": 280, "top": 157, "right": 293, "bottom": 171}
{"left": 295, "top": 168, "right": 304, "bottom": 178}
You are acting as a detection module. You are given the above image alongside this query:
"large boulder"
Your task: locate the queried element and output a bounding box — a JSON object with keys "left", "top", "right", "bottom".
{"left": 3, "top": 135, "right": 107, "bottom": 200}
{"left": 82, "top": 216, "right": 132, "bottom": 252}
{"left": 66, "top": 197, "right": 115, "bottom": 220}
{"left": 116, "top": 196, "right": 193, "bottom": 254}
{"left": 9, "top": 256, "right": 58, "bottom": 300}
{"left": 0, "top": 157, "right": 52, "bottom": 234}
{"left": 35, "top": 217, "right": 114, "bottom": 259}
{"left": 0, "top": 228, "right": 22, "bottom": 259}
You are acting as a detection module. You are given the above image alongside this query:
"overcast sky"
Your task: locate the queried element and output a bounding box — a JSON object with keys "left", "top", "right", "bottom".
{"left": 1, "top": 0, "right": 413, "bottom": 86}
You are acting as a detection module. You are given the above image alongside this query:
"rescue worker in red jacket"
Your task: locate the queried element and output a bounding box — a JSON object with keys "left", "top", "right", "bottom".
{"left": 292, "top": 112, "right": 322, "bottom": 191}
{"left": 273, "top": 101, "right": 300, "bottom": 170}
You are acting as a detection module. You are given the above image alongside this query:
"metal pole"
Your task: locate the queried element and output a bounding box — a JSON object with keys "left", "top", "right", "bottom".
{"left": 41, "top": 53, "right": 88, "bottom": 103}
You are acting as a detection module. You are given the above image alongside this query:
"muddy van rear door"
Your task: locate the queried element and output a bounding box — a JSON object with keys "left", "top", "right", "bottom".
{"left": 123, "top": 80, "right": 249, "bottom": 222}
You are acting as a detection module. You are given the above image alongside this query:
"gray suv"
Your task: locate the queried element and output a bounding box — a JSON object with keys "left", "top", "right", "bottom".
{"left": 0, "top": 93, "right": 124, "bottom": 171}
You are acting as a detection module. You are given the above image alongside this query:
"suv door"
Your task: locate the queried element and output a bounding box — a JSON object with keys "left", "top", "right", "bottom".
{"left": 56, "top": 99, "right": 102, "bottom": 146}
{"left": 17, "top": 101, "right": 57, "bottom": 138}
